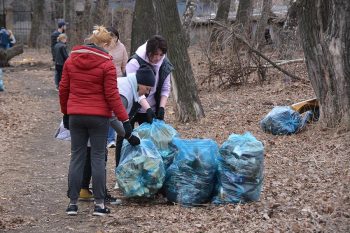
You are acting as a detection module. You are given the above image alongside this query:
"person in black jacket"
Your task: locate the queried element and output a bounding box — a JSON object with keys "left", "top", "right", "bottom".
{"left": 51, "top": 21, "right": 66, "bottom": 90}
{"left": 53, "top": 34, "right": 69, "bottom": 90}
{"left": 51, "top": 21, "right": 66, "bottom": 61}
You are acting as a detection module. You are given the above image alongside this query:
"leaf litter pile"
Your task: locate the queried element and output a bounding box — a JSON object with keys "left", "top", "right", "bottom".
{"left": 0, "top": 49, "right": 349, "bottom": 232}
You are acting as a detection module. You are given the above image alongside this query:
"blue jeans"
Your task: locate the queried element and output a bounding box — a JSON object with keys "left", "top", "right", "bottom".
{"left": 107, "top": 126, "right": 115, "bottom": 143}
{"left": 54, "top": 69, "right": 60, "bottom": 88}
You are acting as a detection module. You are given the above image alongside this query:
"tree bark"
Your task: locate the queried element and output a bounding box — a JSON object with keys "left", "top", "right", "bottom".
{"left": 182, "top": 0, "right": 198, "bottom": 47}
{"left": 0, "top": 45, "right": 24, "bottom": 67}
{"left": 210, "top": 0, "right": 231, "bottom": 47}
{"left": 153, "top": 0, "right": 205, "bottom": 122}
{"left": 284, "top": 0, "right": 298, "bottom": 30}
{"left": 130, "top": 0, "right": 157, "bottom": 55}
{"left": 236, "top": 0, "right": 253, "bottom": 32}
{"left": 63, "top": 0, "right": 77, "bottom": 50}
{"left": 92, "top": 0, "right": 109, "bottom": 26}
{"left": 28, "top": 0, "right": 45, "bottom": 48}
{"left": 297, "top": 0, "right": 350, "bottom": 129}
{"left": 253, "top": 0, "right": 272, "bottom": 49}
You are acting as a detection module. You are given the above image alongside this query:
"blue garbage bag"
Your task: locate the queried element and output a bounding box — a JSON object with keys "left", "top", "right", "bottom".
{"left": 115, "top": 139, "right": 165, "bottom": 197}
{"left": 260, "top": 106, "right": 312, "bottom": 135}
{"left": 134, "top": 119, "right": 179, "bottom": 168}
{"left": 213, "top": 132, "right": 264, "bottom": 204}
{"left": 164, "top": 138, "right": 218, "bottom": 205}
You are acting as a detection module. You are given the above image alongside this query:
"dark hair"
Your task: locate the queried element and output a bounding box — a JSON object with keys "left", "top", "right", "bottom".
{"left": 106, "top": 26, "right": 119, "bottom": 39}
{"left": 146, "top": 35, "right": 167, "bottom": 56}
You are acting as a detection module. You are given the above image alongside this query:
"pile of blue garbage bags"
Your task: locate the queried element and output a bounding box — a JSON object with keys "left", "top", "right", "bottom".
{"left": 115, "top": 119, "right": 265, "bottom": 205}
{"left": 260, "top": 106, "right": 312, "bottom": 135}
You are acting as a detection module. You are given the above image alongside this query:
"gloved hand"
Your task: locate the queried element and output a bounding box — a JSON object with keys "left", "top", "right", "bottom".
{"left": 127, "top": 135, "right": 140, "bottom": 146}
{"left": 122, "top": 120, "right": 132, "bottom": 139}
{"left": 157, "top": 107, "right": 165, "bottom": 120}
{"left": 146, "top": 108, "right": 156, "bottom": 124}
{"left": 63, "top": 114, "right": 69, "bottom": 129}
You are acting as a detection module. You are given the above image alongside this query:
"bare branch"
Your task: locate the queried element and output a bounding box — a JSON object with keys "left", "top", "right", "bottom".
{"left": 211, "top": 20, "right": 303, "bottom": 81}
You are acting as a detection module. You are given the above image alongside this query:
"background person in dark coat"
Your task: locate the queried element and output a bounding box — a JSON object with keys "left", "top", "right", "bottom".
{"left": 53, "top": 34, "right": 69, "bottom": 90}
{"left": 51, "top": 21, "right": 66, "bottom": 90}
{"left": 51, "top": 21, "right": 66, "bottom": 61}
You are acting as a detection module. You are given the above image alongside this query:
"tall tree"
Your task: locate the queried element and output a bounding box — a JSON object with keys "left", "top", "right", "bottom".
{"left": 253, "top": 0, "right": 272, "bottom": 49}
{"left": 29, "top": 0, "right": 45, "bottom": 47}
{"left": 182, "top": 0, "right": 198, "bottom": 47}
{"left": 236, "top": 0, "right": 253, "bottom": 32}
{"left": 153, "top": 0, "right": 204, "bottom": 122}
{"left": 130, "top": 0, "right": 157, "bottom": 55}
{"left": 210, "top": 0, "right": 231, "bottom": 46}
{"left": 92, "top": 0, "right": 109, "bottom": 26}
{"left": 297, "top": 0, "right": 350, "bottom": 128}
{"left": 214, "top": 0, "right": 231, "bottom": 22}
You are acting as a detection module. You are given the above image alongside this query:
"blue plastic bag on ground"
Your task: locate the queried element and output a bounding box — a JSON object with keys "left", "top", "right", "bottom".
{"left": 134, "top": 119, "right": 179, "bottom": 168}
{"left": 164, "top": 138, "right": 218, "bottom": 205}
{"left": 115, "top": 139, "right": 165, "bottom": 197}
{"left": 213, "top": 132, "right": 264, "bottom": 204}
{"left": 260, "top": 106, "right": 312, "bottom": 135}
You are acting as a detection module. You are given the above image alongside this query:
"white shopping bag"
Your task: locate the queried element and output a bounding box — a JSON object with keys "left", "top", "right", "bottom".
{"left": 54, "top": 121, "right": 71, "bottom": 141}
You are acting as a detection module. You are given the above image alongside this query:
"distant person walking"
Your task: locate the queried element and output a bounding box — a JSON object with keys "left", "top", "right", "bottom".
{"left": 51, "top": 21, "right": 66, "bottom": 61}
{"left": 51, "top": 20, "right": 66, "bottom": 90}
{"left": 0, "top": 27, "right": 10, "bottom": 49}
{"left": 53, "top": 34, "right": 69, "bottom": 90}
{"left": 59, "top": 25, "right": 133, "bottom": 217}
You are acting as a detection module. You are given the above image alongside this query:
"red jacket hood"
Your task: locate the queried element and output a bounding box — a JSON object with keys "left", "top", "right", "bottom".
{"left": 70, "top": 45, "right": 113, "bottom": 69}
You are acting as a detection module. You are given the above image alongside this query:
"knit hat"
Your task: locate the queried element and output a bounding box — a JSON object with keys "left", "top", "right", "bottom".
{"left": 58, "top": 21, "right": 66, "bottom": 28}
{"left": 136, "top": 64, "right": 156, "bottom": 87}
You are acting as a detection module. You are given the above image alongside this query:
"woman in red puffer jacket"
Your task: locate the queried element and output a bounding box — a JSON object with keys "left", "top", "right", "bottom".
{"left": 59, "top": 25, "right": 133, "bottom": 216}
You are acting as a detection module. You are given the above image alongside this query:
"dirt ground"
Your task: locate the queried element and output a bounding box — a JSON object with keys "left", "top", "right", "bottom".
{"left": 0, "top": 48, "right": 349, "bottom": 233}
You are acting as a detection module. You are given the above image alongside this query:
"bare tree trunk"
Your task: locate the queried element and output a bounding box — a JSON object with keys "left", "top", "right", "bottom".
{"left": 153, "top": 0, "right": 205, "bottom": 122}
{"left": 284, "top": 0, "right": 298, "bottom": 30}
{"left": 92, "top": 0, "right": 109, "bottom": 26}
{"left": 0, "top": 45, "right": 24, "bottom": 67}
{"left": 130, "top": 0, "right": 157, "bottom": 55}
{"left": 236, "top": 0, "right": 253, "bottom": 32}
{"left": 29, "top": 0, "right": 45, "bottom": 48}
{"left": 253, "top": 0, "right": 272, "bottom": 49}
{"left": 210, "top": 0, "right": 231, "bottom": 47}
{"left": 182, "top": 0, "right": 198, "bottom": 47}
{"left": 64, "top": 0, "right": 77, "bottom": 49}
{"left": 297, "top": 0, "right": 350, "bottom": 129}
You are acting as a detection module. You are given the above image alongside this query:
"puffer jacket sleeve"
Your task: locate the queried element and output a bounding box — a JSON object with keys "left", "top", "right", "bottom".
{"left": 59, "top": 61, "right": 70, "bottom": 114}
{"left": 103, "top": 61, "right": 129, "bottom": 122}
